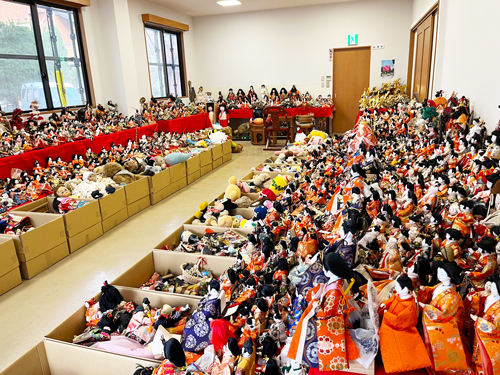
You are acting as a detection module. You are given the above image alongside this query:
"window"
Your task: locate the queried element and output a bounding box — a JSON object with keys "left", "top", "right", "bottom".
{"left": 145, "top": 26, "right": 186, "bottom": 98}
{"left": 0, "top": 0, "right": 90, "bottom": 113}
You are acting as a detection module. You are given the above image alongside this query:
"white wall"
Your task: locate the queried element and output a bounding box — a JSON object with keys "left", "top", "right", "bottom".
{"left": 411, "top": 0, "right": 436, "bottom": 26}
{"left": 192, "top": 0, "right": 412, "bottom": 99}
{"left": 433, "top": 0, "right": 500, "bottom": 131}
{"left": 81, "top": 0, "right": 196, "bottom": 115}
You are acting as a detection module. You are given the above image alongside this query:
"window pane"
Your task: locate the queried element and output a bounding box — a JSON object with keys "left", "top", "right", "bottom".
{"left": 145, "top": 28, "right": 162, "bottom": 64}
{"left": 0, "top": 0, "right": 37, "bottom": 55}
{"left": 149, "top": 64, "right": 166, "bottom": 98}
{"left": 0, "top": 58, "right": 43, "bottom": 112}
{"left": 164, "top": 33, "right": 179, "bottom": 65}
{"left": 46, "top": 59, "right": 86, "bottom": 108}
{"left": 37, "top": 5, "right": 81, "bottom": 59}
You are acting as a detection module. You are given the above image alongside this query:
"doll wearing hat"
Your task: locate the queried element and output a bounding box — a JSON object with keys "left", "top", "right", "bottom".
{"left": 153, "top": 338, "right": 186, "bottom": 375}
{"left": 235, "top": 338, "right": 256, "bottom": 375}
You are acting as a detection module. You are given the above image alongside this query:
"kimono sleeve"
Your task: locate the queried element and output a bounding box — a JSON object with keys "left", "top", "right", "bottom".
{"left": 424, "top": 293, "right": 459, "bottom": 322}
{"left": 383, "top": 303, "right": 417, "bottom": 331}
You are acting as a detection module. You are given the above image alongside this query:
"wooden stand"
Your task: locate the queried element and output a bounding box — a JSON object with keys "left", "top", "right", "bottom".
{"left": 250, "top": 123, "right": 266, "bottom": 145}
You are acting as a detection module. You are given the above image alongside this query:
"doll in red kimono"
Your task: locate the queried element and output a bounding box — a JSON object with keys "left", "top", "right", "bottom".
{"left": 219, "top": 104, "right": 229, "bottom": 128}
{"left": 465, "top": 236, "right": 498, "bottom": 288}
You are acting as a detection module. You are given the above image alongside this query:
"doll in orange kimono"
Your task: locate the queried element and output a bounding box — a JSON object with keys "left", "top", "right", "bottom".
{"left": 418, "top": 261, "right": 472, "bottom": 374}
{"left": 288, "top": 253, "right": 356, "bottom": 371}
{"left": 452, "top": 200, "right": 475, "bottom": 238}
{"left": 465, "top": 237, "right": 498, "bottom": 288}
{"left": 470, "top": 274, "right": 500, "bottom": 375}
{"left": 378, "top": 274, "right": 432, "bottom": 373}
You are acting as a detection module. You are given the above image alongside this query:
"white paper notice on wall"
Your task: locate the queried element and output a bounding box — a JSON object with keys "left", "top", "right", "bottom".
{"left": 329, "top": 49, "right": 333, "bottom": 61}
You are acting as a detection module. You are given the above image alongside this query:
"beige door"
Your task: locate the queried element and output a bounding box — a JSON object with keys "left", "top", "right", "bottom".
{"left": 413, "top": 14, "right": 434, "bottom": 101}
{"left": 332, "top": 47, "right": 371, "bottom": 133}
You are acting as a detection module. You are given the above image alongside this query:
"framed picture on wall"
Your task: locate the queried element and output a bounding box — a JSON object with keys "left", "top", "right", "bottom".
{"left": 381, "top": 59, "right": 395, "bottom": 78}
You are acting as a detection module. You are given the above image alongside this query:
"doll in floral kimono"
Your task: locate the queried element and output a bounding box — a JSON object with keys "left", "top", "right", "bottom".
{"left": 379, "top": 274, "right": 432, "bottom": 373}
{"left": 182, "top": 280, "right": 221, "bottom": 352}
{"left": 235, "top": 338, "right": 256, "bottom": 375}
{"left": 470, "top": 274, "right": 500, "bottom": 375}
{"left": 287, "top": 253, "right": 355, "bottom": 371}
{"left": 153, "top": 338, "right": 186, "bottom": 375}
{"left": 418, "top": 261, "right": 472, "bottom": 374}
{"left": 465, "top": 236, "right": 498, "bottom": 288}
{"left": 210, "top": 337, "right": 240, "bottom": 375}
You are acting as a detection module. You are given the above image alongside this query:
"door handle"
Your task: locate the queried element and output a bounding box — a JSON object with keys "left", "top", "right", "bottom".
{"left": 335, "top": 94, "right": 337, "bottom": 98}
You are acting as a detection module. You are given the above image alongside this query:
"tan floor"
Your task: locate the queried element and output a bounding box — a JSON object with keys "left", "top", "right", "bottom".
{"left": 0, "top": 141, "right": 275, "bottom": 371}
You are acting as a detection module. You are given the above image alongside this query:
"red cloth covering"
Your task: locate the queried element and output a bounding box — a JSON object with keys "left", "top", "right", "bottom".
{"left": 228, "top": 106, "right": 334, "bottom": 119}
{"left": 156, "top": 113, "right": 212, "bottom": 133}
{"left": 137, "top": 124, "right": 158, "bottom": 139}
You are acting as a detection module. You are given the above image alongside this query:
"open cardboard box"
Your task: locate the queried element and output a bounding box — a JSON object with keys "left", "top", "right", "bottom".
{"left": 98, "top": 187, "right": 127, "bottom": 221}
{"left": 43, "top": 287, "right": 201, "bottom": 375}
{"left": 211, "top": 143, "right": 223, "bottom": 160}
{"left": 212, "top": 157, "right": 223, "bottom": 169}
{"left": 154, "top": 224, "right": 247, "bottom": 251}
{"left": 169, "top": 162, "right": 187, "bottom": 184}
{"left": 222, "top": 153, "right": 232, "bottom": 163}
{"left": 222, "top": 140, "right": 232, "bottom": 155}
{"left": 0, "top": 342, "right": 50, "bottom": 375}
{"left": 124, "top": 176, "right": 150, "bottom": 205}
{"left": 0, "top": 237, "right": 22, "bottom": 295}
{"left": 150, "top": 184, "right": 172, "bottom": 205}
{"left": 112, "top": 251, "right": 235, "bottom": 297}
{"left": 10, "top": 197, "right": 48, "bottom": 212}
{"left": 0, "top": 212, "right": 66, "bottom": 263}
{"left": 148, "top": 168, "right": 170, "bottom": 194}
{"left": 185, "top": 154, "right": 200, "bottom": 175}
{"left": 199, "top": 149, "right": 212, "bottom": 167}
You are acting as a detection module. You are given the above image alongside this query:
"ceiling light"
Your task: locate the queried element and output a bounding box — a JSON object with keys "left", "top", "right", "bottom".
{"left": 217, "top": 0, "right": 241, "bottom": 6}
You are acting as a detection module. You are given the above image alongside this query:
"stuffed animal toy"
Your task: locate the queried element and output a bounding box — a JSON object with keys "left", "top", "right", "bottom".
{"left": 234, "top": 122, "right": 250, "bottom": 137}
{"left": 194, "top": 201, "right": 209, "bottom": 223}
{"left": 143, "top": 157, "right": 155, "bottom": 176}
{"left": 225, "top": 176, "right": 242, "bottom": 201}
{"left": 164, "top": 153, "right": 189, "bottom": 166}
{"left": 232, "top": 142, "right": 244, "bottom": 153}
{"left": 218, "top": 215, "right": 234, "bottom": 227}
{"left": 221, "top": 126, "right": 232, "bottom": 138}
{"left": 236, "top": 196, "right": 254, "bottom": 208}
{"left": 154, "top": 155, "right": 167, "bottom": 170}
{"left": 269, "top": 175, "right": 290, "bottom": 195}
{"left": 101, "top": 162, "right": 135, "bottom": 185}
{"left": 209, "top": 130, "right": 229, "bottom": 144}
{"left": 124, "top": 159, "right": 145, "bottom": 175}
{"left": 249, "top": 173, "right": 272, "bottom": 190}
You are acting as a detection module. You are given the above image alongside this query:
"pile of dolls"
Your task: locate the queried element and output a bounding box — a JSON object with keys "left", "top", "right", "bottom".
{"left": 358, "top": 78, "right": 409, "bottom": 109}
{"left": 0, "top": 100, "right": 148, "bottom": 158}
{"left": 141, "top": 94, "right": 207, "bottom": 122}
{"left": 0, "top": 213, "right": 34, "bottom": 235}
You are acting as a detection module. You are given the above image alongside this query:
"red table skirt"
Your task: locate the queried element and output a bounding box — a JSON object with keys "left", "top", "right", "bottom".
{"left": 156, "top": 113, "right": 212, "bottom": 133}
{"left": 0, "top": 113, "right": 212, "bottom": 179}
{"left": 228, "top": 106, "right": 334, "bottom": 119}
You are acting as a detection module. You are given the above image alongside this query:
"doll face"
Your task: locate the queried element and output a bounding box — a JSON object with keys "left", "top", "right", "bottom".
{"left": 437, "top": 268, "right": 451, "bottom": 283}
{"left": 208, "top": 286, "right": 219, "bottom": 299}
{"left": 491, "top": 282, "right": 499, "bottom": 298}
{"left": 56, "top": 186, "right": 71, "bottom": 197}
{"left": 485, "top": 281, "right": 492, "bottom": 293}
{"left": 323, "top": 265, "right": 340, "bottom": 281}
{"left": 395, "top": 281, "right": 409, "bottom": 296}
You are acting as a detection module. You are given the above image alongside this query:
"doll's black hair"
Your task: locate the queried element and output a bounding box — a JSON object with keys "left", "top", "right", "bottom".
{"left": 261, "top": 336, "right": 278, "bottom": 359}
{"left": 396, "top": 273, "right": 414, "bottom": 291}
{"left": 163, "top": 338, "right": 186, "bottom": 368}
{"left": 445, "top": 228, "right": 462, "bottom": 241}
{"left": 478, "top": 236, "right": 497, "bottom": 253}
{"left": 243, "top": 337, "right": 254, "bottom": 355}
{"left": 432, "top": 260, "right": 463, "bottom": 285}
{"left": 390, "top": 216, "right": 402, "bottom": 228}
{"left": 227, "top": 268, "right": 237, "bottom": 284}
{"left": 227, "top": 337, "right": 240, "bottom": 357}
{"left": 431, "top": 213, "right": 443, "bottom": 224}
{"left": 387, "top": 190, "right": 396, "bottom": 200}
{"left": 381, "top": 203, "right": 393, "bottom": 218}
{"left": 277, "top": 257, "right": 289, "bottom": 272}
{"left": 414, "top": 256, "right": 432, "bottom": 286}
{"left": 324, "top": 252, "right": 352, "bottom": 280}
{"left": 133, "top": 365, "right": 154, "bottom": 375}
{"left": 99, "top": 281, "right": 124, "bottom": 312}
{"left": 209, "top": 280, "right": 220, "bottom": 292}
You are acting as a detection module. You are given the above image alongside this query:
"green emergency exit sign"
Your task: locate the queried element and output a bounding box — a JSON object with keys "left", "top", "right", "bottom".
{"left": 348, "top": 34, "right": 358, "bottom": 46}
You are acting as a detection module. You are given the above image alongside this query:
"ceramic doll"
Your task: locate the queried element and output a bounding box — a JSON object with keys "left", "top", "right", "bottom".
{"left": 227, "top": 89, "right": 236, "bottom": 102}
{"left": 238, "top": 316, "right": 259, "bottom": 348}
{"left": 219, "top": 104, "right": 229, "bottom": 128}
{"left": 182, "top": 280, "right": 221, "bottom": 353}
{"left": 470, "top": 274, "right": 500, "bottom": 375}
{"left": 378, "top": 274, "right": 432, "bottom": 373}
{"left": 288, "top": 252, "right": 354, "bottom": 371}
{"left": 418, "top": 261, "right": 471, "bottom": 374}
{"left": 451, "top": 200, "right": 475, "bottom": 238}
{"left": 260, "top": 85, "right": 268, "bottom": 100}
{"left": 211, "top": 337, "right": 240, "bottom": 375}
{"left": 465, "top": 237, "right": 498, "bottom": 288}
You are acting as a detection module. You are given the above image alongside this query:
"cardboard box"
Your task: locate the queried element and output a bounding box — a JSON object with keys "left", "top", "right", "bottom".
{"left": 44, "top": 198, "right": 101, "bottom": 237}
{"left": 10, "top": 197, "right": 48, "bottom": 212}
{"left": 186, "top": 154, "right": 200, "bottom": 175}
{"left": 170, "top": 176, "right": 187, "bottom": 194}
{"left": 124, "top": 176, "right": 150, "bottom": 204}
{"left": 211, "top": 144, "right": 223, "bottom": 160}
{"left": 20, "top": 241, "right": 69, "bottom": 279}
{"left": 150, "top": 185, "right": 172, "bottom": 205}
{"left": 112, "top": 251, "right": 235, "bottom": 293}
{"left": 212, "top": 157, "right": 223, "bottom": 169}
{"left": 0, "top": 212, "right": 66, "bottom": 262}
{"left": 154, "top": 224, "right": 248, "bottom": 251}
{"left": 187, "top": 170, "right": 201, "bottom": 185}
{"left": 200, "top": 163, "right": 212, "bottom": 176}
{"left": 169, "top": 162, "right": 187, "bottom": 183}
{"left": 67, "top": 223, "right": 103, "bottom": 254}
{"left": 127, "top": 195, "right": 151, "bottom": 217}
{"left": 98, "top": 188, "right": 126, "bottom": 220}
{"left": 199, "top": 150, "right": 212, "bottom": 166}
{"left": 222, "top": 140, "right": 232, "bottom": 155}
{"left": 0, "top": 238, "right": 21, "bottom": 295}
{"left": 101, "top": 207, "right": 128, "bottom": 233}
{"left": 44, "top": 287, "right": 200, "bottom": 375}
{"left": 223, "top": 153, "right": 232, "bottom": 163}
{"left": 0, "top": 342, "right": 50, "bottom": 375}
{"left": 148, "top": 168, "right": 170, "bottom": 193}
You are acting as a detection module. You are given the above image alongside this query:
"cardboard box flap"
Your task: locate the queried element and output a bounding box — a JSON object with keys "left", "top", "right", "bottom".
{"left": 124, "top": 176, "right": 150, "bottom": 204}
{"left": 46, "top": 198, "right": 101, "bottom": 237}
{"left": 186, "top": 154, "right": 200, "bottom": 175}
{"left": 149, "top": 168, "right": 170, "bottom": 193}
{"left": 0, "top": 342, "right": 50, "bottom": 375}
{"left": 154, "top": 225, "right": 184, "bottom": 249}
{"left": 0, "top": 238, "right": 19, "bottom": 275}
{"left": 151, "top": 250, "right": 235, "bottom": 277}
{"left": 10, "top": 197, "right": 48, "bottom": 212}
{"left": 111, "top": 253, "right": 155, "bottom": 288}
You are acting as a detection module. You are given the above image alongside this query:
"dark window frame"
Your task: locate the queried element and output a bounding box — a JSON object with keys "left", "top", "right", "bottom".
{"left": 0, "top": 0, "right": 91, "bottom": 114}
{"left": 144, "top": 24, "right": 186, "bottom": 99}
